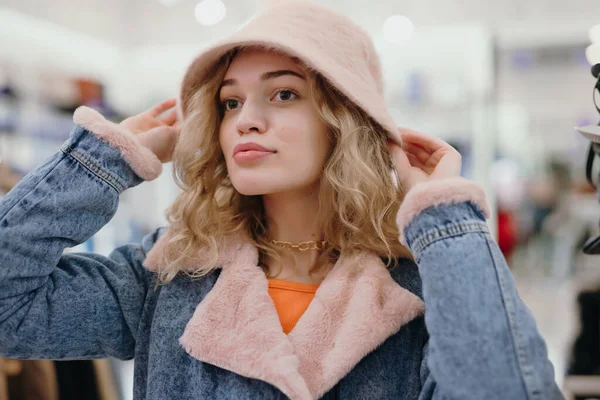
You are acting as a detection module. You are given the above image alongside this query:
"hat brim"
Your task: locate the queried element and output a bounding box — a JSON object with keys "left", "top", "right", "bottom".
{"left": 576, "top": 124, "right": 600, "bottom": 143}
{"left": 178, "top": 37, "right": 403, "bottom": 145}
{"left": 179, "top": 39, "right": 306, "bottom": 118}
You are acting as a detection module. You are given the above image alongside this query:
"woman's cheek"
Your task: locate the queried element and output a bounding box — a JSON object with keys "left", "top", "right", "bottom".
{"left": 219, "top": 124, "right": 235, "bottom": 157}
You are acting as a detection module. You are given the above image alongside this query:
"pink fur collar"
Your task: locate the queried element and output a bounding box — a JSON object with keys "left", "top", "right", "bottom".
{"left": 145, "top": 233, "right": 424, "bottom": 399}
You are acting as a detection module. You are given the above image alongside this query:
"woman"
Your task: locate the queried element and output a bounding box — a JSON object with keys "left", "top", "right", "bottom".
{"left": 0, "top": 2, "right": 562, "bottom": 399}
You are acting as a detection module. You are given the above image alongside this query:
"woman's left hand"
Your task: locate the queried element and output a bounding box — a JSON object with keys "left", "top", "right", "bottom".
{"left": 388, "top": 128, "right": 462, "bottom": 192}
{"left": 119, "top": 98, "right": 181, "bottom": 163}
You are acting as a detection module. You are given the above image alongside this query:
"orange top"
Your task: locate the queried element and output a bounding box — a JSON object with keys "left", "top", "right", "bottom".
{"left": 268, "top": 279, "right": 320, "bottom": 334}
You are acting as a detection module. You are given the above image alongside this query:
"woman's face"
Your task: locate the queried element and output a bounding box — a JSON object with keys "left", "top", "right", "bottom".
{"left": 219, "top": 49, "right": 331, "bottom": 196}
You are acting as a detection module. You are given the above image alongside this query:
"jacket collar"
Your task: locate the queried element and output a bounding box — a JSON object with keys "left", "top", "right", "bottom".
{"left": 145, "top": 231, "right": 424, "bottom": 400}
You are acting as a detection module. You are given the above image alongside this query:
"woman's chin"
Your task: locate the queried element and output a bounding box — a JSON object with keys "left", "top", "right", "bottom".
{"left": 229, "top": 169, "right": 284, "bottom": 196}
{"left": 235, "top": 186, "right": 267, "bottom": 196}
{"left": 230, "top": 179, "right": 271, "bottom": 196}
{"left": 229, "top": 171, "right": 317, "bottom": 197}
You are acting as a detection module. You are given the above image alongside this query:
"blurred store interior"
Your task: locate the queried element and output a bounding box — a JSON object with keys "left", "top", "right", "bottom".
{"left": 0, "top": 0, "right": 600, "bottom": 399}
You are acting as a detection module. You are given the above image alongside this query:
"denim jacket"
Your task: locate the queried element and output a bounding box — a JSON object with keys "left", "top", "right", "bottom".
{"left": 0, "top": 107, "right": 563, "bottom": 399}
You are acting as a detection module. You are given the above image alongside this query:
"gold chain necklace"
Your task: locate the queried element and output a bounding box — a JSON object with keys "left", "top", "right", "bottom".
{"left": 270, "top": 239, "right": 327, "bottom": 251}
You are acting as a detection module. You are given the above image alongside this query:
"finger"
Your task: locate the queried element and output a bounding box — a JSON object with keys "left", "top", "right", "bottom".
{"left": 406, "top": 153, "right": 427, "bottom": 170}
{"left": 401, "top": 132, "right": 448, "bottom": 153}
{"left": 402, "top": 138, "right": 430, "bottom": 153}
{"left": 147, "top": 98, "right": 177, "bottom": 117}
{"left": 160, "top": 108, "right": 178, "bottom": 126}
{"left": 430, "top": 151, "right": 462, "bottom": 179}
{"left": 403, "top": 143, "right": 432, "bottom": 164}
{"left": 401, "top": 129, "right": 461, "bottom": 173}
{"left": 399, "top": 128, "right": 452, "bottom": 153}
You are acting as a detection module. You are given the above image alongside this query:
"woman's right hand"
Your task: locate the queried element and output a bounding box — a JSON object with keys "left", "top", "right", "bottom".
{"left": 119, "top": 98, "right": 181, "bottom": 163}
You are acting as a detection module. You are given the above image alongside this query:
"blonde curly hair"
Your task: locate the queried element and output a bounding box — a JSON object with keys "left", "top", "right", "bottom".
{"left": 157, "top": 47, "right": 412, "bottom": 284}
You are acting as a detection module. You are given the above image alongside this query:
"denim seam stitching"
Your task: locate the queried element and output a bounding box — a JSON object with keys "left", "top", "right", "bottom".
{"left": 487, "top": 237, "right": 538, "bottom": 399}
{"left": 61, "top": 144, "right": 124, "bottom": 191}
{"left": 410, "top": 221, "right": 489, "bottom": 260}
{"left": 60, "top": 144, "right": 125, "bottom": 193}
{"left": 70, "top": 148, "right": 124, "bottom": 191}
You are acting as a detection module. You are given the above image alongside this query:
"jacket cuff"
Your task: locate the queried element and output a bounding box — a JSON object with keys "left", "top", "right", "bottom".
{"left": 396, "top": 177, "right": 491, "bottom": 246}
{"left": 73, "top": 106, "right": 162, "bottom": 181}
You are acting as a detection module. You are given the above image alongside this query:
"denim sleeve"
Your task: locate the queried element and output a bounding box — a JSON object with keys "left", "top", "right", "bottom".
{"left": 406, "top": 202, "right": 563, "bottom": 400}
{"left": 0, "top": 124, "right": 158, "bottom": 360}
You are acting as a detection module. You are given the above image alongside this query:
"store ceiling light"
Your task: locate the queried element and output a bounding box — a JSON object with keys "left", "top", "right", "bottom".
{"left": 195, "top": 0, "right": 226, "bottom": 26}
{"left": 383, "top": 15, "right": 414, "bottom": 45}
{"left": 590, "top": 24, "right": 600, "bottom": 44}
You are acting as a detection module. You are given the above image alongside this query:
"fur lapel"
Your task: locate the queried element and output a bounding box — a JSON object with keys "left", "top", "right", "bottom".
{"left": 145, "top": 232, "right": 424, "bottom": 400}
{"left": 288, "top": 251, "right": 425, "bottom": 398}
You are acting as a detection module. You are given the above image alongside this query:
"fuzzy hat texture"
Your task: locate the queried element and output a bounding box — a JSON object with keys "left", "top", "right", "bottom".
{"left": 178, "top": 0, "right": 402, "bottom": 144}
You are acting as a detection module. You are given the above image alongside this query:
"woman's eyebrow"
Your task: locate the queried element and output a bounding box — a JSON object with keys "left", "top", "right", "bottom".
{"left": 220, "top": 70, "right": 305, "bottom": 89}
{"left": 260, "top": 70, "right": 306, "bottom": 81}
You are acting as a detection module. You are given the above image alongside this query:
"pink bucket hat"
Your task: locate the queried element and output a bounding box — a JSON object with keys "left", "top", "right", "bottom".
{"left": 179, "top": 0, "right": 402, "bottom": 144}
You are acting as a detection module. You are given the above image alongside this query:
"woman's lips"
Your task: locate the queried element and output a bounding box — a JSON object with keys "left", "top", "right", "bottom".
{"left": 233, "top": 142, "right": 275, "bottom": 163}
{"left": 233, "top": 150, "right": 274, "bottom": 163}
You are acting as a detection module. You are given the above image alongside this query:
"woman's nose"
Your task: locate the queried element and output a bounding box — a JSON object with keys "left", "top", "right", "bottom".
{"left": 236, "top": 100, "right": 267, "bottom": 135}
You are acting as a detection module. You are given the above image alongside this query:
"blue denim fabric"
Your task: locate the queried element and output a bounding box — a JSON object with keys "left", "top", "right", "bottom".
{"left": 0, "top": 124, "right": 563, "bottom": 399}
{"left": 406, "top": 203, "right": 563, "bottom": 400}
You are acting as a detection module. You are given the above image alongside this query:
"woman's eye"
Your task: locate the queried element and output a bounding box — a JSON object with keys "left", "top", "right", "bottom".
{"left": 223, "top": 99, "right": 240, "bottom": 111}
{"left": 274, "top": 89, "right": 298, "bottom": 102}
